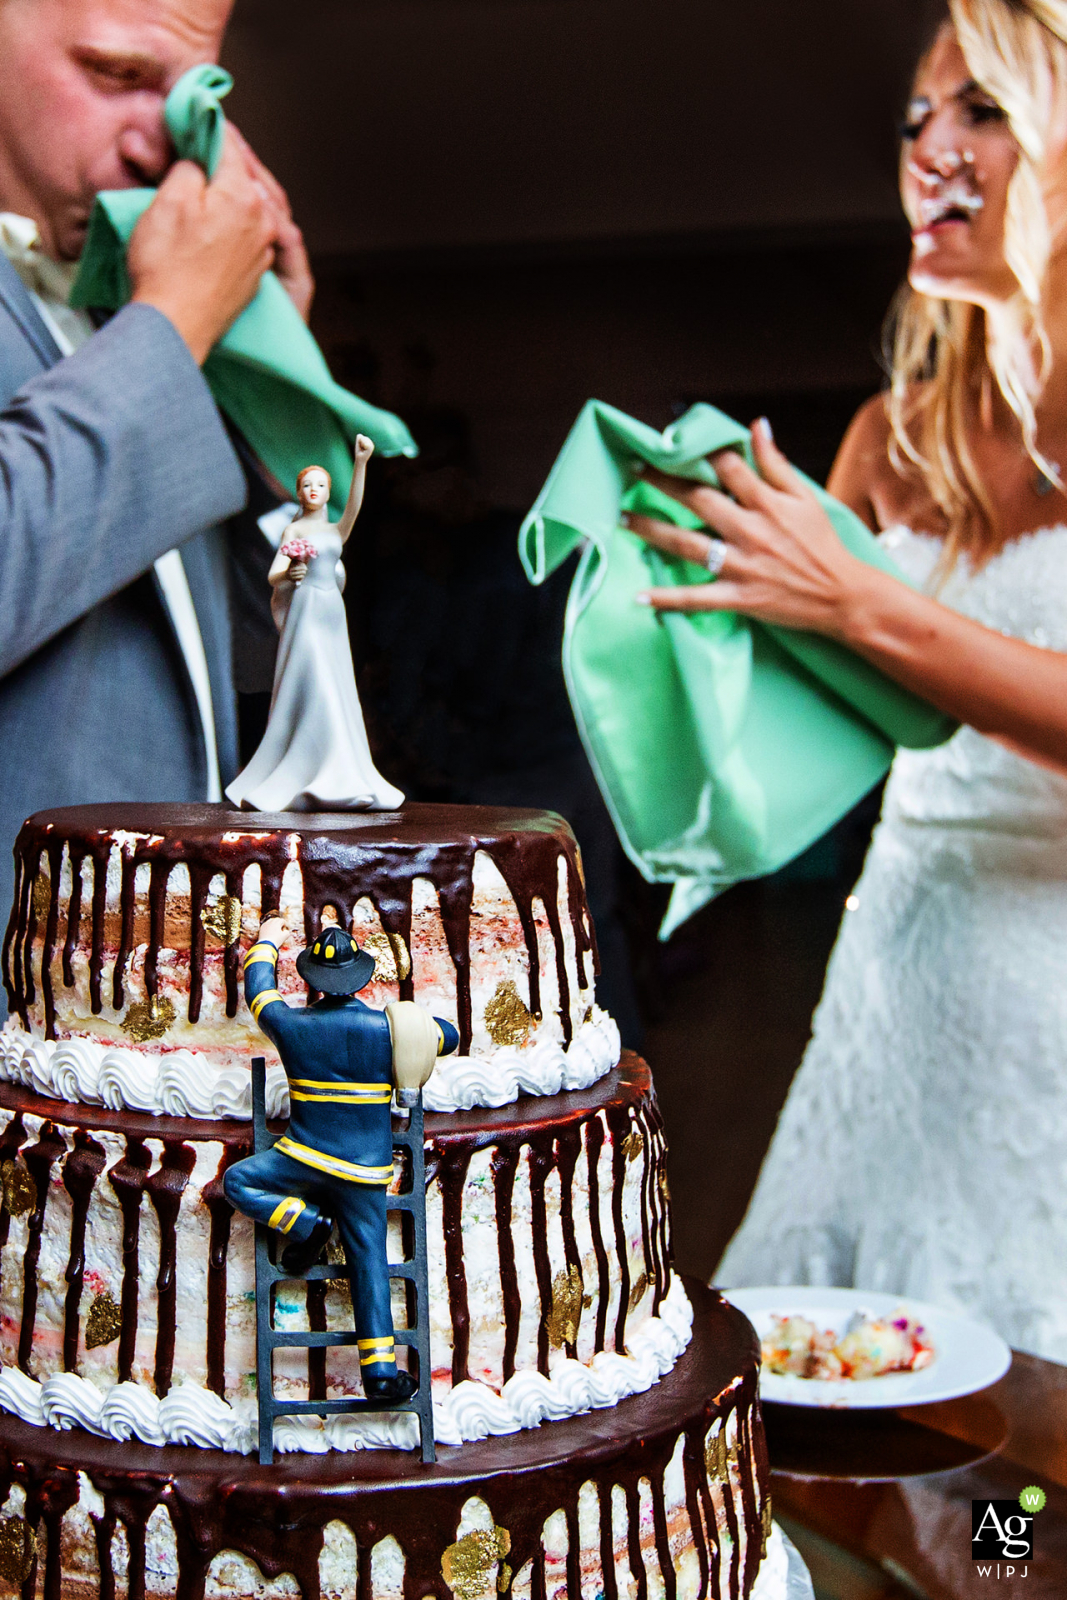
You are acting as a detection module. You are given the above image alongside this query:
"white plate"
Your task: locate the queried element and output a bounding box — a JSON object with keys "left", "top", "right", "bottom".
{"left": 723, "top": 1286, "right": 1011, "bottom": 1408}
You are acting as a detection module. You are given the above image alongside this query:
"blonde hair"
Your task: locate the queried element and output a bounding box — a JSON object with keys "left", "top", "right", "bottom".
{"left": 296, "top": 464, "right": 332, "bottom": 498}
{"left": 888, "top": 0, "right": 1067, "bottom": 565}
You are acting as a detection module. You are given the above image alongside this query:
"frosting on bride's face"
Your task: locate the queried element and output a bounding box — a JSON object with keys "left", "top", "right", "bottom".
{"left": 901, "top": 27, "right": 1019, "bottom": 308}
{"left": 298, "top": 468, "right": 330, "bottom": 511}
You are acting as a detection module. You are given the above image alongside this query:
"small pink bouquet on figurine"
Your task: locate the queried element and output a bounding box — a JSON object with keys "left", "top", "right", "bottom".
{"left": 280, "top": 536, "right": 317, "bottom": 564}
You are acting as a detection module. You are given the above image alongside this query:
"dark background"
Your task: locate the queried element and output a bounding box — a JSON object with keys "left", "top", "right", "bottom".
{"left": 224, "top": 0, "right": 944, "bottom": 1278}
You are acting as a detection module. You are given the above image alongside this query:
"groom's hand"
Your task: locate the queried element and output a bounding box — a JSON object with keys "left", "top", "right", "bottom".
{"left": 129, "top": 126, "right": 282, "bottom": 364}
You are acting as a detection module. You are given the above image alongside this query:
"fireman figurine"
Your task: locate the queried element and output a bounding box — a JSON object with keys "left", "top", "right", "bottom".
{"left": 225, "top": 915, "right": 459, "bottom": 1401}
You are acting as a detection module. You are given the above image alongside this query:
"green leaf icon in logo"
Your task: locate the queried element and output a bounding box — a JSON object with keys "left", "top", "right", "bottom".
{"left": 1019, "top": 1486, "right": 1046, "bottom": 1513}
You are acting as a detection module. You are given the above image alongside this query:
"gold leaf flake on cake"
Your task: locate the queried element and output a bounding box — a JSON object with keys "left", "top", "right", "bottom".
{"left": 85, "top": 1289, "right": 122, "bottom": 1349}
{"left": 326, "top": 1238, "right": 352, "bottom": 1304}
{"left": 704, "top": 1427, "right": 739, "bottom": 1483}
{"left": 628, "top": 1270, "right": 648, "bottom": 1313}
{"left": 121, "top": 994, "right": 176, "bottom": 1043}
{"left": 200, "top": 895, "right": 243, "bottom": 946}
{"left": 31, "top": 874, "right": 50, "bottom": 920}
{"left": 621, "top": 1127, "right": 644, "bottom": 1163}
{"left": 761, "top": 1493, "right": 773, "bottom": 1556}
{"left": 441, "top": 1527, "right": 511, "bottom": 1600}
{"left": 360, "top": 929, "right": 412, "bottom": 983}
{"left": 1, "top": 1159, "right": 36, "bottom": 1217}
{"left": 658, "top": 1170, "right": 670, "bottom": 1203}
{"left": 545, "top": 1263, "right": 583, "bottom": 1347}
{"left": 483, "top": 979, "right": 533, "bottom": 1047}
{"left": 0, "top": 1515, "right": 36, "bottom": 1585}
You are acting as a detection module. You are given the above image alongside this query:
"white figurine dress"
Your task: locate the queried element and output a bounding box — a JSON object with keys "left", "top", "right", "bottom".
{"left": 718, "top": 523, "right": 1067, "bottom": 1362}
{"left": 226, "top": 521, "right": 403, "bottom": 812}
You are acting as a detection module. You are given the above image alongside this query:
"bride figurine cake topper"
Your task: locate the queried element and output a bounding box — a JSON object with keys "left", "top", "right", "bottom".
{"left": 226, "top": 436, "right": 405, "bottom": 813}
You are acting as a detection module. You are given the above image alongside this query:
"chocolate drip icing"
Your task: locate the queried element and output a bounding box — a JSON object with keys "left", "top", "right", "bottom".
{"left": 0, "top": 849, "right": 22, "bottom": 1019}
{"left": 637, "top": 1108, "right": 655, "bottom": 1313}
{"left": 624, "top": 1479, "right": 648, "bottom": 1600}
{"left": 92, "top": 1507, "right": 118, "bottom": 1600}
{"left": 6, "top": 804, "right": 593, "bottom": 1054}
{"left": 39, "top": 839, "right": 63, "bottom": 1040}
{"left": 17, "top": 1122, "right": 67, "bottom": 1373}
{"left": 586, "top": 1117, "right": 610, "bottom": 1354}
{"left": 527, "top": 1134, "right": 554, "bottom": 1376}
{"left": 564, "top": 1503, "right": 581, "bottom": 1599}
{"left": 62, "top": 846, "right": 86, "bottom": 990}
{"left": 717, "top": 1424, "right": 742, "bottom": 1600}
{"left": 646, "top": 1097, "right": 671, "bottom": 1313}
{"left": 556, "top": 1127, "right": 582, "bottom": 1360}
{"left": 597, "top": 1482, "right": 619, "bottom": 1600}
{"left": 490, "top": 1145, "right": 521, "bottom": 1383}
{"left": 112, "top": 843, "right": 138, "bottom": 1011}
{"left": 0, "top": 1110, "right": 26, "bottom": 1313}
{"left": 682, "top": 1424, "right": 712, "bottom": 1600}
{"left": 609, "top": 1112, "right": 631, "bottom": 1355}
{"left": 307, "top": 1277, "right": 328, "bottom": 1402}
{"left": 651, "top": 1465, "right": 677, "bottom": 1600}
{"left": 145, "top": 1141, "right": 196, "bottom": 1395}
{"left": 107, "top": 1138, "right": 152, "bottom": 1383}
{"left": 439, "top": 1144, "right": 473, "bottom": 1385}
{"left": 61, "top": 1132, "right": 107, "bottom": 1370}
{"left": 88, "top": 840, "right": 109, "bottom": 1016}
{"left": 19, "top": 852, "right": 36, "bottom": 1013}
{"left": 738, "top": 1406, "right": 763, "bottom": 1597}
{"left": 125, "top": 1515, "right": 148, "bottom": 1600}
{"left": 187, "top": 861, "right": 213, "bottom": 1025}
{"left": 203, "top": 1147, "right": 241, "bottom": 1397}
{"left": 143, "top": 859, "right": 170, "bottom": 1000}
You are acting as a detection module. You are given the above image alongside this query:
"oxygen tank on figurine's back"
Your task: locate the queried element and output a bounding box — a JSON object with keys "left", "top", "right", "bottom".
{"left": 385, "top": 1001, "right": 445, "bottom": 1106}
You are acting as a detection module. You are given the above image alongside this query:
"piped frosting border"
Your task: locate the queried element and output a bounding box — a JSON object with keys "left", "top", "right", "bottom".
{"left": 0, "top": 1275, "right": 691, "bottom": 1454}
{"left": 0, "top": 1010, "right": 620, "bottom": 1119}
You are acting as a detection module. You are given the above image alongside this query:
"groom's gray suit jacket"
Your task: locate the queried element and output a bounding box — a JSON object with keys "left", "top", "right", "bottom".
{"left": 0, "top": 252, "right": 251, "bottom": 970}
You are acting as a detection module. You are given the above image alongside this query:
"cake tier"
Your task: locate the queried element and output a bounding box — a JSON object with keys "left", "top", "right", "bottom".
{"left": 1, "top": 804, "right": 618, "bottom": 1114}
{"left": 0, "top": 1281, "right": 771, "bottom": 1600}
{"left": 0, "top": 1058, "right": 685, "bottom": 1451}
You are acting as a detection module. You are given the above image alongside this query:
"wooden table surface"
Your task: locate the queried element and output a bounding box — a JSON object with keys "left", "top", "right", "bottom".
{"left": 766, "top": 1351, "right": 1067, "bottom": 1599}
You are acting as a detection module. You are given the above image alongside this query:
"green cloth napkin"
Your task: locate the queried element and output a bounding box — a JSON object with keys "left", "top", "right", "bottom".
{"left": 519, "top": 399, "right": 957, "bottom": 937}
{"left": 71, "top": 64, "right": 416, "bottom": 511}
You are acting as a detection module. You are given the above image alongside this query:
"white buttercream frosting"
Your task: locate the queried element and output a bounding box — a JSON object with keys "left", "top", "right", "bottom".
{"left": 0, "top": 1011, "right": 619, "bottom": 1119}
{"left": 0, "top": 1276, "right": 691, "bottom": 1455}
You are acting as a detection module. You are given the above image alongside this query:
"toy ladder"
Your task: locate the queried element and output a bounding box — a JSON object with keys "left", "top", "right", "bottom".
{"left": 250, "top": 1056, "right": 436, "bottom": 1465}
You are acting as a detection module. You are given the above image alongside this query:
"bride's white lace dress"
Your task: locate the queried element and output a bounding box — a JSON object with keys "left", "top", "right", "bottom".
{"left": 718, "top": 524, "right": 1067, "bottom": 1362}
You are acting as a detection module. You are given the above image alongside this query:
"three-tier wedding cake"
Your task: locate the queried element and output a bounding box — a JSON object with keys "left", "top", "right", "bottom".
{"left": 0, "top": 802, "right": 774, "bottom": 1600}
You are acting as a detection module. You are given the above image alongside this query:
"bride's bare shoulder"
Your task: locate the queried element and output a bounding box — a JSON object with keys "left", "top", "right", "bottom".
{"left": 826, "top": 392, "right": 935, "bottom": 533}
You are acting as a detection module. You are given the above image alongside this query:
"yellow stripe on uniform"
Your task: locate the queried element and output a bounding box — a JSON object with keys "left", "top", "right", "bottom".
{"left": 358, "top": 1335, "right": 396, "bottom": 1366}
{"left": 250, "top": 988, "right": 284, "bottom": 1020}
{"left": 274, "top": 1136, "right": 393, "bottom": 1185}
{"left": 289, "top": 1080, "right": 392, "bottom": 1104}
{"left": 289, "top": 1079, "right": 390, "bottom": 1092}
{"left": 244, "top": 941, "right": 280, "bottom": 970}
{"left": 357, "top": 1336, "right": 395, "bottom": 1349}
{"left": 290, "top": 1091, "right": 392, "bottom": 1104}
{"left": 267, "top": 1197, "right": 306, "bottom": 1235}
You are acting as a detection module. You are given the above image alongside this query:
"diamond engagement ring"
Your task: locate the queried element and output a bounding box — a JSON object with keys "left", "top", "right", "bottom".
{"left": 705, "top": 537, "right": 728, "bottom": 577}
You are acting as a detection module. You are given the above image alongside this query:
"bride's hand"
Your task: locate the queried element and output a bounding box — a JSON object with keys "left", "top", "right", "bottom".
{"left": 288, "top": 561, "right": 308, "bottom": 583}
{"left": 629, "top": 418, "right": 868, "bottom": 638}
